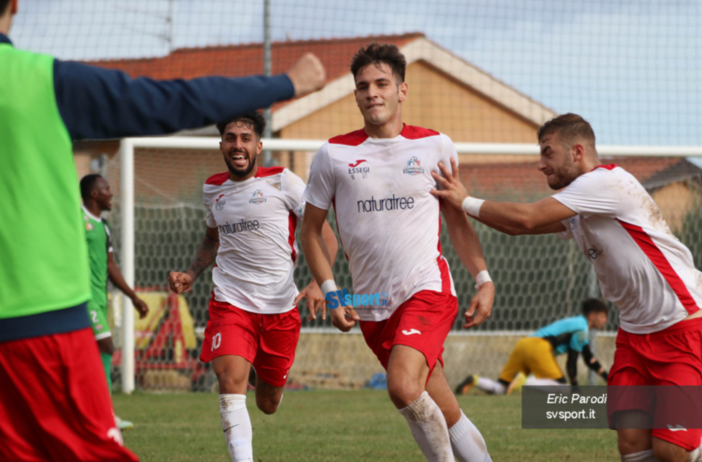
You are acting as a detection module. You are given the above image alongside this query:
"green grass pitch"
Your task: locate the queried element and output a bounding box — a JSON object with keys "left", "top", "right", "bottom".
{"left": 114, "top": 390, "right": 619, "bottom": 461}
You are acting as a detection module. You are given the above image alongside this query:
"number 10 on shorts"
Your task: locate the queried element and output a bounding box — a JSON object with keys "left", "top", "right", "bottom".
{"left": 211, "top": 333, "right": 222, "bottom": 351}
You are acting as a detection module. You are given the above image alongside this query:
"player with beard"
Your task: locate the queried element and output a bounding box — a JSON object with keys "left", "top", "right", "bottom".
{"left": 168, "top": 112, "right": 337, "bottom": 462}
{"left": 432, "top": 113, "right": 702, "bottom": 462}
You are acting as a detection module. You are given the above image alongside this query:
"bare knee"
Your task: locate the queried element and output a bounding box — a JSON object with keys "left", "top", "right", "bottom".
{"left": 256, "top": 395, "right": 279, "bottom": 415}
{"left": 387, "top": 372, "right": 424, "bottom": 408}
{"left": 255, "top": 383, "right": 283, "bottom": 415}
{"left": 652, "top": 438, "right": 690, "bottom": 462}
{"left": 213, "top": 358, "right": 249, "bottom": 395}
{"left": 617, "top": 429, "right": 652, "bottom": 456}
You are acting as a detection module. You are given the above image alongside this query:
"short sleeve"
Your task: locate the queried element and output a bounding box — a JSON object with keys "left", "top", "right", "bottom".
{"left": 281, "top": 168, "right": 307, "bottom": 219}
{"left": 303, "top": 143, "right": 335, "bottom": 211}
{"left": 552, "top": 169, "right": 622, "bottom": 218}
{"left": 435, "top": 134, "right": 459, "bottom": 190}
{"left": 203, "top": 190, "right": 216, "bottom": 228}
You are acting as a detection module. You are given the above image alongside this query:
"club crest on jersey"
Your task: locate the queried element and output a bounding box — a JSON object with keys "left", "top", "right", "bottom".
{"left": 348, "top": 159, "right": 369, "bottom": 180}
{"left": 215, "top": 194, "right": 226, "bottom": 211}
{"left": 249, "top": 189, "right": 267, "bottom": 204}
{"left": 403, "top": 156, "right": 424, "bottom": 175}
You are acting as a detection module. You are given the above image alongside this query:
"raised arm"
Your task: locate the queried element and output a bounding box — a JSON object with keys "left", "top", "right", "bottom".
{"left": 442, "top": 202, "right": 495, "bottom": 328}
{"left": 431, "top": 159, "right": 573, "bottom": 235}
{"left": 301, "top": 204, "right": 359, "bottom": 331}
{"left": 54, "top": 53, "right": 325, "bottom": 140}
{"left": 168, "top": 226, "right": 220, "bottom": 294}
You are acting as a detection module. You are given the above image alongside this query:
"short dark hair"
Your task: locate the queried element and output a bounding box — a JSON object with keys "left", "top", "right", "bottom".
{"left": 216, "top": 111, "right": 266, "bottom": 138}
{"left": 350, "top": 43, "right": 406, "bottom": 83}
{"left": 80, "top": 173, "right": 103, "bottom": 201}
{"left": 0, "top": 1, "right": 10, "bottom": 16}
{"left": 582, "top": 298, "right": 608, "bottom": 316}
{"left": 537, "top": 113, "right": 596, "bottom": 148}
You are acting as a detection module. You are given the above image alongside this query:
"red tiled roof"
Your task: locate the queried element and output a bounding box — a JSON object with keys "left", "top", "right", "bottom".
{"left": 88, "top": 33, "right": 425, "bottom": 82}
{"left": 460, "top": 157, "right": 685, "bottom": 200}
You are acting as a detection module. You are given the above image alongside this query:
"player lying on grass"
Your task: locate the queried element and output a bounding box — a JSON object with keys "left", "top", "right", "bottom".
{"left": 302, "top": 43, "right": 495, "bottom": 462}
{"left": 81, "top": 174, "right": 149, "bottom": 431}
{"left": 1, "top": 0, "right": 326, "bottom": 458}
{"left": 168, "top": 112, "right": 337, "bottom": 462}
{"left": 432, "top": 112, "right": 702, "bottom": 462}
{"left": 456, "top": 298, "right": 609, "bottom": 395}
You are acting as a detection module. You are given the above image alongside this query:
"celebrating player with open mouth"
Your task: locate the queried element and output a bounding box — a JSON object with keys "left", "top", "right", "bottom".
{"left": 432, "top": 113, "right": 702, "bottom": 462}
{"left": 301, "top": 43, "right": 495, "bottom": 462}
{"left": 169, "top": 112, "right": 337, "bottom": 462}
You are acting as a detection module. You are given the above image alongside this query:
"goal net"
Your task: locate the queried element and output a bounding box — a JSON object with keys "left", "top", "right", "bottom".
{"left": 103, "top": 141, "right": 702, "bottom": 392}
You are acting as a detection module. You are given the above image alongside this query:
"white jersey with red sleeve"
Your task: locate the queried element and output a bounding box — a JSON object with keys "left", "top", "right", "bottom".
{"left": 303, "top": 125, "right": 457, "bottom": 322}
{"left": 552, "top": 164, "right": 702, "bottom": 334}
{"left": 203, "top": 166, "right": 306, "bottom": 314}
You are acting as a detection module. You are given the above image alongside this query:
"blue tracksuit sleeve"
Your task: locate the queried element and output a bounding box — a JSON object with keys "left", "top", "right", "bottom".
{"left": 53, "top": 60, "right": 295, "bottom": 140}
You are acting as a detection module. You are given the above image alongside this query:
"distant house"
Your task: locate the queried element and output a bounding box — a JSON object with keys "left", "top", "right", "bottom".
{"left": 74, "top": 32, "right": 700, "bottom": 233}
{"left": 74, "top": 32, "right": 555, "bottom": 191}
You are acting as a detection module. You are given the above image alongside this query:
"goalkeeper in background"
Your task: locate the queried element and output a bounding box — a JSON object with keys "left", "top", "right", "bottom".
{"left": 455, "top": 298, "right": 609, "bottom": 395}
{"left": 0, "top": 0, "right": 326, "bottom": 459}
{"left": 81, "top": 173, "right": 149, "bottom": 430}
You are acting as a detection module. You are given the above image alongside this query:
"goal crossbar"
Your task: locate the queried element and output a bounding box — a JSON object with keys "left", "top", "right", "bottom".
{"left": 118, "top": 136, "right": 701, "bottom": 393}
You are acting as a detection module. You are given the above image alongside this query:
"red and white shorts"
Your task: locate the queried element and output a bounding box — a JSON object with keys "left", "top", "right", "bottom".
{"left": 359, "top": 290, "right": 458, "bottom": 375}
{"left": 200, "top": 296, "right": 301, "bottom": 388}
{"left": 608, "top": 317, "right": 702, "bottom": 450}
{"left": 0, "top": 328, "right": 138, "bottom": 462}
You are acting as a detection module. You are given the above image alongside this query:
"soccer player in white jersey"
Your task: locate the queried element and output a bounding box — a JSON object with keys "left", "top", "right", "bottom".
{"left": 168, "top": 112, "right": 337, "bottom": 462}
{"left": 301, "top": 43, "right": 495, "bottom": 462}
{"left": 432, "top": 113, "right": 702, "bottom": 462}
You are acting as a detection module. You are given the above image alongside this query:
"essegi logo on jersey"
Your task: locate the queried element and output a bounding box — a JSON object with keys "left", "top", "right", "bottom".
{"left": 403, "top": 156, "right": 424, "bottom": 175}
{"left": 249, "top": 189, "right": 267, "bottom": 204}
{"left": 348, "top": 159, "right": 370, "bottom": 180}
{"left": 215, "top": 194, "right": 226, "bottom": 211}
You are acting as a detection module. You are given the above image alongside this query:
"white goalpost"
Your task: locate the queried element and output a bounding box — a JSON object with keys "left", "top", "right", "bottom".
{"left": 118, "top": 136, "right": 702, "bottom": 394}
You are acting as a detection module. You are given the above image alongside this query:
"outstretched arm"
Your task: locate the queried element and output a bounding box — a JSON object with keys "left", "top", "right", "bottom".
{"left": 54, "top": 53, "right": 325, "bottom": 140}
{"left": 108, "top": 252, "right": 149, "bottom": 319}
{"left": 442, "top": 202, "right": 495, "bottom": 328}
{"left": 168, "top": 226, "right": 220, "bottom": 294}
{"left": 431, "top": 158, "right": 573, "bottom": 235}
{"left": 301, "top": 204, "right": 359, "bottom": 332}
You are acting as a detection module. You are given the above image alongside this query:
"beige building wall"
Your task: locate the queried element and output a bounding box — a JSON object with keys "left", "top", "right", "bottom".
{"left": 651, "top": 183, "right": 698, "bottom": 234}
{"left": 288, "top": 332, "right": 616, "bottom": 390}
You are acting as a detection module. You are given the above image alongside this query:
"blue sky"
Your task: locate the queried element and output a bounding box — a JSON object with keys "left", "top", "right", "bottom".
{"left": 10, "top": 0, "right": 702, "bottom": 146}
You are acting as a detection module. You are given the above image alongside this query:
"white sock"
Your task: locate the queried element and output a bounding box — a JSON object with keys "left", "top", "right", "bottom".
{"left": 524, "top": 377, "right": 564, "bottom": 387}
{"left": 219, "top": 394, "right": 254, "bottom": 462}
{"left": 689, "top": 444, "right": 702, "bottom": 462}
{"left": 398, "top": 391, "right": 454, "bottom": 462}
{"left": 621, "top": 449, "right": 657, "bottom": 462}
{"left": 476, "top": 377, "right": 506, "bottom": 395}
{"left": 449, "top": 411, "right": 492, "bottom": 462}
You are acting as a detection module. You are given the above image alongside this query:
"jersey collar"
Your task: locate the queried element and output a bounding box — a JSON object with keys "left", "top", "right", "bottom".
{"left": 591, "top": 164, "right": 617, "bottom": 171}
{"left": 0, "top": 34, "right": 12, "bottom": 46}
{"left": 82, "top": 205, "right": 102, "bottom": 222}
